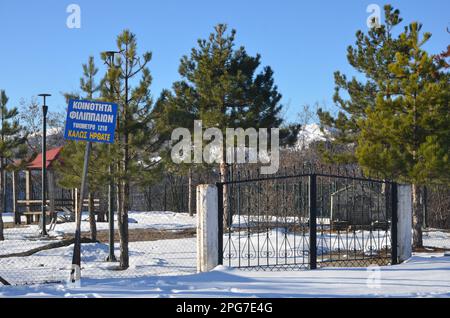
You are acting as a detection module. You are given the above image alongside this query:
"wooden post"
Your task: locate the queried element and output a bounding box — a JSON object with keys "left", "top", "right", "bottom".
{"left": 25, "top": 170, "right": 31, "bottom": 213}
{"left": 12, "top": 171, "right": 19, "bottom": 224}
{"left": 47, "top": 170, "right": 56, "bottom": 222}
{"left": 25, "top": 170, "right": 32, "bottom": 224}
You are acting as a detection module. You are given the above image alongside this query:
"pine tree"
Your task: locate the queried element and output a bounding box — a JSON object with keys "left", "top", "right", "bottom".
{"left": 318, "top": 5, "right": 449, "bottom": 247}
{"left": 356, "top": 22, "right": 449, "bottom": 248}
{"left": 0, "top": 90, "right": 27, "bottom": 241}
{"left": 318, "top": 5, "right": 404, "bottom": 163}
{"left": 153, "top": 90, "right": 197, "bottom": 217}
{"left": 101, "top": 30, "right": 164, "bottom": 269}
{"left": 155, "top": 24, "right": 299, "bottom": 225}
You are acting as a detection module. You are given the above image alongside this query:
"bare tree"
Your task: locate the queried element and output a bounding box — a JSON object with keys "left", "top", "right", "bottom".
{"left": 18, "top": 97, "right": 65, "bottom": 154}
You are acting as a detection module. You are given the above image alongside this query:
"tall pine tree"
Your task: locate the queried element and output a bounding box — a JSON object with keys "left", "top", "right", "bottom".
{"left": 155, "top": 24, "right": 298, "bottom": 225}
{"left": 318, "top": 5, "right": 404, "bottom": 163}
{"left": 356, "top": 22, "right": 449, "bottom": 248}
{"left": 102, "top": 30, "right": 164, "bottom": 269}
{"left": 318, "top": 5, "right": 449, "bottom": 247}
{"left": 0, "top": 90, "right": 27, "bottom": 241}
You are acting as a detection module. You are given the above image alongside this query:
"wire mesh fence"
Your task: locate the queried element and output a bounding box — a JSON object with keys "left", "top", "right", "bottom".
{"left": 0, "top": 210, "right": 197, "bottom": 286}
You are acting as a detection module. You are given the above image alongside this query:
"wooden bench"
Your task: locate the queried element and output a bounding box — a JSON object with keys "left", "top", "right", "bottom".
{"left": 15, "top": 194, "right": 103, "bottom": 228}
{"left": 21, "top": 211, "right": 54, "bottom": 225}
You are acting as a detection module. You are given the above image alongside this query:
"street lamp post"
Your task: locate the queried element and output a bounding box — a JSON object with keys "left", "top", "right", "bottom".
{"left": 38, "top": 93, "right": 51, "bottom": 236}
{"left": 104, "top": 51, "right": 119, "bottom": 262}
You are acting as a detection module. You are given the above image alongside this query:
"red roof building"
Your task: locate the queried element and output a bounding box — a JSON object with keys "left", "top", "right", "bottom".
{"left": 25, "top": 146, "right": 63, "bottom": 170}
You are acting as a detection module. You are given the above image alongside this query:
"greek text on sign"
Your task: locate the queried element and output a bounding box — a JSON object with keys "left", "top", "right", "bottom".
{"left": 64, "top": 99, "right": 118, "bottom": 144}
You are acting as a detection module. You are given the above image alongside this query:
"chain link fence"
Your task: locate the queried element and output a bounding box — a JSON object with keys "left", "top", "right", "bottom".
{"left": 0, "top": 213, "right": 197, "bottom": 285}
{"left": 0, "top": 176, "right": 197, "bottom": 286}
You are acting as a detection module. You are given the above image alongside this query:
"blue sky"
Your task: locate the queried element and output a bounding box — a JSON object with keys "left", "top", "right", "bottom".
{"left": 0, "top": 0, "right": 448, "bottom": 122}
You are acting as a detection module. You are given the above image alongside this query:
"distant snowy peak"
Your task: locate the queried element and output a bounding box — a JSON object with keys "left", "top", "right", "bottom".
{"left": 29, "top": 127, "right": 63, "bottom": 138}
{"left": 296, "top": 123, "right": 328, "bottom": 149}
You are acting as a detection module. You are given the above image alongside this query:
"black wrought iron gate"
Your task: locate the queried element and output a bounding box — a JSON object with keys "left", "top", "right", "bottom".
{"left": 217, "top": 171, "right": 398, "bottom": 270}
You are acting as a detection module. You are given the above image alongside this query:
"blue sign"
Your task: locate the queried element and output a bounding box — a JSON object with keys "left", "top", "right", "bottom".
{"left": 64, "top": 99, "right": 118, "bottom": 144}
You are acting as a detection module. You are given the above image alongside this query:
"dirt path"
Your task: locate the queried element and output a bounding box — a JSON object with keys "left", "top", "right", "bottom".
{"left": 63, "top": 227, "right": 196, "bottom": 243}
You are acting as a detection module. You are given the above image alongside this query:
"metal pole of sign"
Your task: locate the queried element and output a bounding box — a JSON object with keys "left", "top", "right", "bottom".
{"left": 70, "top": 141, "right": 91, "bottom": 283}
{"left": 38, "top": 93, "right": 51, "bottom": 237}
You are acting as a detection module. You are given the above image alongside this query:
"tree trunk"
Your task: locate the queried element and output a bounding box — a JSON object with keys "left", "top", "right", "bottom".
{"left": 412, "top": 183, "right": 423, "bottom": 248}
{"left": 220, "top": 162, "right": 229, "bottom": 230}
{"left": 0, "top": 216, "right": 3, "bottom": 241}
{"left": 120, "top": 179, "right": 130, "bottom": 268}
{"left": 118, "top": 130, "right": 130, "bottom": 269}
{"left": 116, "top": 169, "right": 128, "bottom": 269}
{"left": 188, "top": 168, "right": 194, "bottom": 216}
{"left": 0, "top": 212, "right": 4, "bottom": 241}
{"left": 0, "top": 161, "right": 4, "bottom": 241}
{"left": 88, "top": 192, "right": 97, "bottom": 241}
{"left": 146, "top": 186, "right": 152, "bottom": 211}
{"left": 118, "top": 173, "right": 130, "bottom": 269}
{"left": 97, "top": 209, "right": 105, "bottom": 223}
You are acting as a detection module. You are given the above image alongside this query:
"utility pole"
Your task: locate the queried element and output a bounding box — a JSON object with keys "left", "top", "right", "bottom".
{"left": 38, "top": 93, "right": 51, "bottom": 237}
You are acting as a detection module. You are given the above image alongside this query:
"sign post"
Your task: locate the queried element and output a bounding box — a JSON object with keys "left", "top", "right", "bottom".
{"left": 64, "top": 99, "right": 117, "bottom": 284}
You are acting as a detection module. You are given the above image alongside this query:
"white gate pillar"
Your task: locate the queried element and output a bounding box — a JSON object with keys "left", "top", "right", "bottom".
{"left": 397, "top": 184, "right": 412, "bottom": 262}
{"left": 197, "top": 184, "right": 219, "bottom": 272}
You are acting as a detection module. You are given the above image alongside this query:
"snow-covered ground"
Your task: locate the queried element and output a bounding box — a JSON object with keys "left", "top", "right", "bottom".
{"left": 1, "top": 253, "right": 449, "bottom": 298}
{"left": 224, "top": 227, "right": 392, "bottom": 268}
{"left": 2, "top": 211, "right": 196, "bottom": 236}
{"left": 423, "top": 229, "right": 450, "bottom": 249}
{"left": 0, "top": 238, "right": 197, "bottom": 285}
{"left": 0, "top": 211, "right": 196, "bottom": 255}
